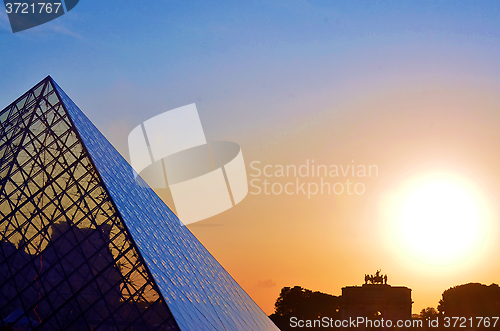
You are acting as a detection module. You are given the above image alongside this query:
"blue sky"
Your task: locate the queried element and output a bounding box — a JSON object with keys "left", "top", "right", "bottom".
{"left": 2, "top": 1, "right": 500, "bottom": 133}
{"left": 3, "top": 0, "right": 500, "bottom": 314}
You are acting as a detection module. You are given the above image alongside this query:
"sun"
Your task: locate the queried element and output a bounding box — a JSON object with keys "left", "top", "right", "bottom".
{"left": 388, "top": 173, "right": 490, "bottom": 266}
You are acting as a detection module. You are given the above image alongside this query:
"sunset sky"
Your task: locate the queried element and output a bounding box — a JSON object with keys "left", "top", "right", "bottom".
{"left": 2, "top": 1, "right": 500, "bottom": 315}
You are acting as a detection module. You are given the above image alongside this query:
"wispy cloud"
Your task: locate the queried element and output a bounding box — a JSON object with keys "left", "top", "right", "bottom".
{"left": 44, "top": 21, "right": 82, "bottom": 39}
{"left": 256, "top": 279, "right": 277, "bottom": 288}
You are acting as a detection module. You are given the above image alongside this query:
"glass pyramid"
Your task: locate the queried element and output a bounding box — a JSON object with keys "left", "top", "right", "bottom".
{"left": 0, "top": 77, "right": 279, "bottom": 331}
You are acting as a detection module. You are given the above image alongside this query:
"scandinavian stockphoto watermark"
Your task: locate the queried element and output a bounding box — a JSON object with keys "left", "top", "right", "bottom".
{"left": 127, "top": 104, "right": 378, "bottom": 224}
{"left": 3, "top": 0, "right": 79, "bottom": 33}
{"left": 290, "top": 316, "right": 422, "bottom": 328}
{"left": 128, "top": 104, "right": 248, "bottom": 226}
{"left": 249, "top": 160, "right": 378, "bottom": 198}
{"left": 289, "top": 316, "right": 499, "bottom": 328}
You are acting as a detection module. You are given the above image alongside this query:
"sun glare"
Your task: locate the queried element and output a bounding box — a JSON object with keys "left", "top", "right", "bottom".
{"left": 388, "top": 174, "right": 490, "bottom": 266}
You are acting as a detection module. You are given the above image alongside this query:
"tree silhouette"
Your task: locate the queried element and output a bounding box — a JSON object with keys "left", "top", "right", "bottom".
{"left": 269, "top": 286, "right": 340, "bottom": 330}
{"left": 420, "top": 307, "right": 438, "bottom": 320}
{"left": 438, "top": 283, "right": 500, "bottom": 329}
{"left": 438, "top": 283, "right": 500, "bottom": 317}
{"left": 416, "top": 307, "right": 438, "bottom": 330}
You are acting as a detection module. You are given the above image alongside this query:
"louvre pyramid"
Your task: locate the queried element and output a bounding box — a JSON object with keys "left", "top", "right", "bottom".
{"left": 0, "top": 77, "right": 279, "bottom": 330}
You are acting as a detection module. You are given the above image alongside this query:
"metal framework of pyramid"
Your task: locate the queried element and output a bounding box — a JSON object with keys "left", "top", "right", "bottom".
{"left": 0, "top": 77, "right": 279, "bottom": 330}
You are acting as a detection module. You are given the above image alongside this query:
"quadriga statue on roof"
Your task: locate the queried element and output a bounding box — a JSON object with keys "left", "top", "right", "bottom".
{"left": 365, "top": 270, "right": 388, "bottom": 285}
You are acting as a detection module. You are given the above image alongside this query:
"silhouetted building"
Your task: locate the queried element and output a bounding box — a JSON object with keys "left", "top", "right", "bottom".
{"left": 341, "top": 272, "right": 412, "bottom": 330}
{"left": 0, "top": 77, "right": 278, "bottom": 330}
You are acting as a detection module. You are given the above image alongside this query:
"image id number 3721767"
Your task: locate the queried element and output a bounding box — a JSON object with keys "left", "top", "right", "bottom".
{"left": 442, "top": 317, "right": 499, "bottom": 328}
{"left": 5, "top": 2, "right": 62, "bottom": 14}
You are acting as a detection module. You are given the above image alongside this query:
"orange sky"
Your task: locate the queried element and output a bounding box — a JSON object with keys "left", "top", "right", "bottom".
{"left": 128, "top": 77, "right": 500, "bottom": 315}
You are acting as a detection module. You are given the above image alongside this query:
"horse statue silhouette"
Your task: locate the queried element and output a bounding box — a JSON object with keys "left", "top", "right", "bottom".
{"left": 365, "top": 270, "right": 388, "bottom": 285}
